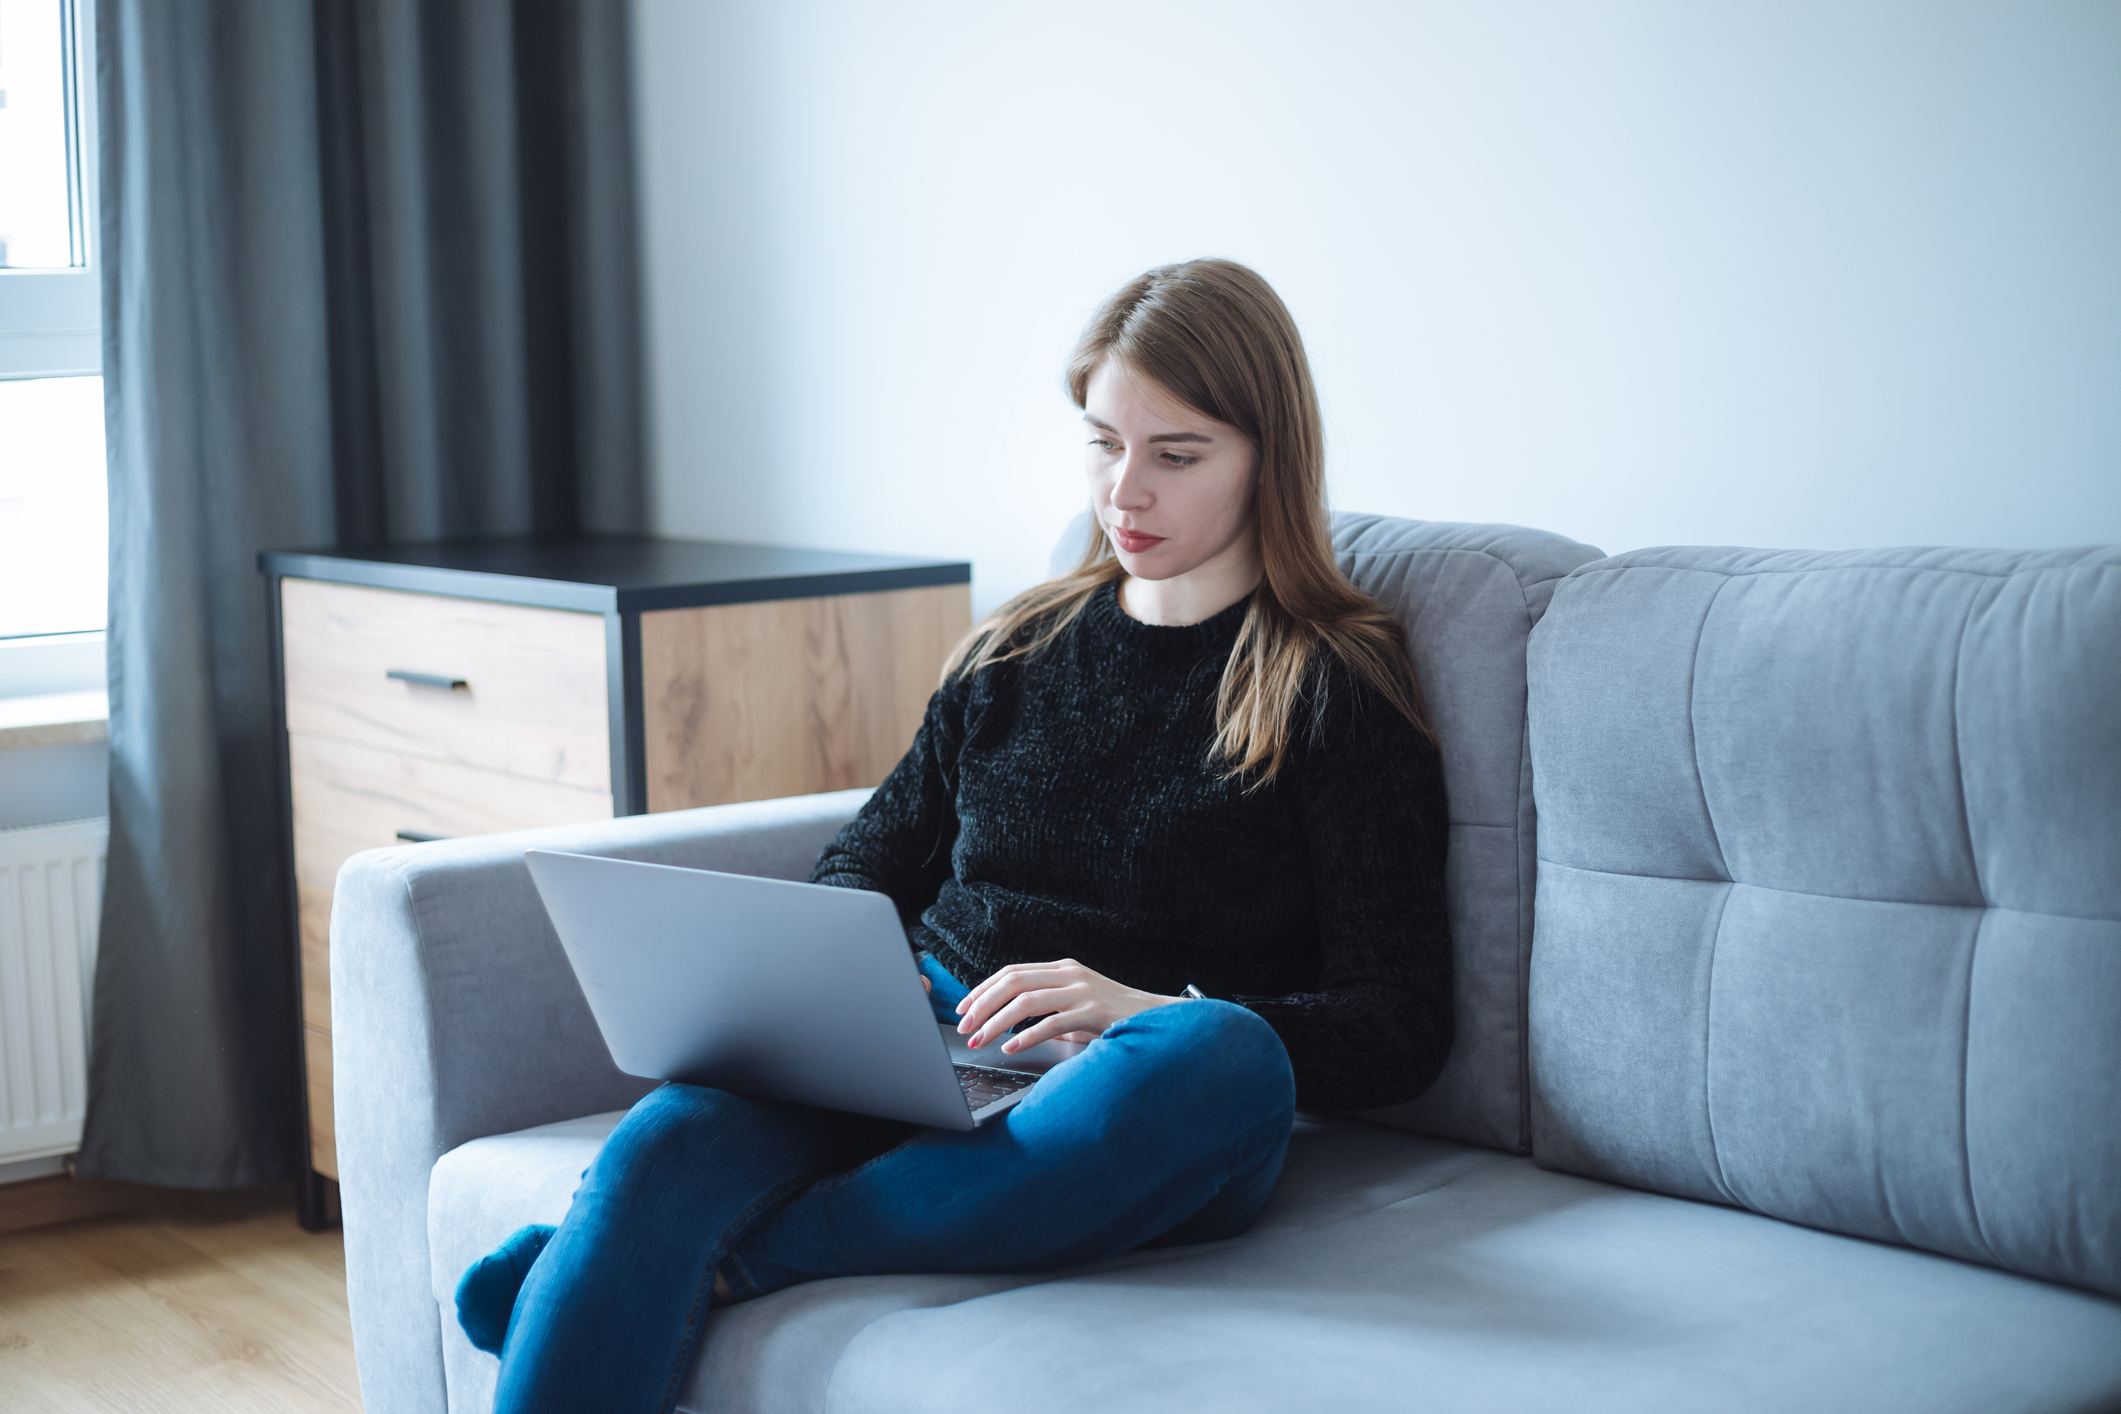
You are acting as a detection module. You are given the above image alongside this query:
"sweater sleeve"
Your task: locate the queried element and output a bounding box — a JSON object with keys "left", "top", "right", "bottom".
{"left": 1220, "top": 659, "right": 1456, "bottom": 1112}
{"left": 808, "top": 668, "right": 967, "bottom": 938}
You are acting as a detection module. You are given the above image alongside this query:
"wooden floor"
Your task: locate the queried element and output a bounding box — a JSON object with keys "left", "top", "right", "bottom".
{"left": 0, "top": 1180, "right": 362, "bottom": 1411}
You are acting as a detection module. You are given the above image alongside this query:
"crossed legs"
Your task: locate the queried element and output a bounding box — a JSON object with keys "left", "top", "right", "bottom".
{"left": 467, "top": 996, "right": 1295, "bottom": 1414}
{"left": 721, "top": 997, "right": 1297, "bottom": 1299}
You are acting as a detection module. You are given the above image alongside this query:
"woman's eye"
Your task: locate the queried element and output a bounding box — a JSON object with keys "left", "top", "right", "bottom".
{"left": 1088, "top": 437, "right": 1197, "bottom": 468}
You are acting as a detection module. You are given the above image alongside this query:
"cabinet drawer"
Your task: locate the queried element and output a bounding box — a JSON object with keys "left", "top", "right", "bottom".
{"left": 289, "top": 731, "right": 613, "bottom": 904}
{"left": 281, "top": 577, "right": 611, "bottom": 792}
{"left": 289, "top": 732, "right": 613, "bottom": 1035}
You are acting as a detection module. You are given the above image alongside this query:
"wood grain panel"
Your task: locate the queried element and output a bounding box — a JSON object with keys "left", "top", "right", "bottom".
{"left": 0, "top": 1167, "right": 151, "bottom": 1237}
{"left": 287, "top": 730, "right": 614, "bottom": 901}
{"left": 638, "top": 583, "right": 971, "bottom": 810}
{"left": 280, "top": 577, "right": 611, "bottom": 792}
{"left": 286, "top": 732, "right": 615, "bottom": 1180}
{"left": 299, "top": 878, "right": 332, "bottom": 1037}
{"left": 305, "top": 1025, "right": 335, "bottom": 1180}
{"left": 288, "top": 732, "right": 614, "bottom": 1034}
{"left": 0, "top": 1184, "right": 360, "bottom": 1409}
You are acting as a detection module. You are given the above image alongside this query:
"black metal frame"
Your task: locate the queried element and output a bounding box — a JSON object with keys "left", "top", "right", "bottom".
{"left": 610, "top": 609, "right": 646, "bottom": 814}
{"left": 263, "top": 569, "right": 339, "bottom": 1230}
{"left": 257, "top": 532, "right": 969, "bottom": 616}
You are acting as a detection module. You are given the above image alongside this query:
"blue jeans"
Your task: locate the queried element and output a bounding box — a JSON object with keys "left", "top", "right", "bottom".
{"left": 483, "top": 949, "right": 1296, "bottom": 1414}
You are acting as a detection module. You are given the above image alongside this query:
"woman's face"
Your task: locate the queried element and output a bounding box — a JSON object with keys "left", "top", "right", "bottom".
{"left": 1081, "top": 358, "right": 1258, "bottom": 583}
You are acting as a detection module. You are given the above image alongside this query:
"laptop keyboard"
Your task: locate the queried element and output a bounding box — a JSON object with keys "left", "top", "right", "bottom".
{"left": 955, "top": 1062, "right": 1037, "bottom": 1110}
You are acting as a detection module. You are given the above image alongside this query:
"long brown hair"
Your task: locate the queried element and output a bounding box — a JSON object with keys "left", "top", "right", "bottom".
{"left": 938, "top": 257, "right": 1438, "bottom": 791}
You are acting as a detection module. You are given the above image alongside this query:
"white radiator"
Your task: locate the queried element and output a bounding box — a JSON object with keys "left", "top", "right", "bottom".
{"left": 0, "top": 816, "right": 107, "bottom": 1166}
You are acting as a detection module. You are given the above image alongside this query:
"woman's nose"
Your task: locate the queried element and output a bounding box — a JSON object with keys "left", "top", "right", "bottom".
{"left": 1110, "top": 459, "right": 1153, "bottom": 507}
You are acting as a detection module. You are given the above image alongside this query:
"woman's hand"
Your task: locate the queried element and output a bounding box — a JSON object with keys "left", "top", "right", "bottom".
{"left": 952, "top": 957, "right": 1178, "bottom": 1054}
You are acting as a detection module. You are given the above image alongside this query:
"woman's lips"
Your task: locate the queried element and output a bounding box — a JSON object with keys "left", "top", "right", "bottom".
{"left": 1112, "top": 527, "right": 1165, "bottom": 552}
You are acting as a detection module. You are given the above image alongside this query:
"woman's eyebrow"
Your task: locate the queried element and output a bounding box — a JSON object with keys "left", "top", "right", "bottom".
{"left": 1082, "top": 413, "right": 1215, "bottom": 445}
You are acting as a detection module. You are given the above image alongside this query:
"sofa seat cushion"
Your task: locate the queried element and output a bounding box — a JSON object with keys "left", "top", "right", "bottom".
{"left": 429, "top": 1110, "right": 2121, "bottom": 1414}
{"left": 428, "top": 1108, "right": 1512, "bottom": 1411}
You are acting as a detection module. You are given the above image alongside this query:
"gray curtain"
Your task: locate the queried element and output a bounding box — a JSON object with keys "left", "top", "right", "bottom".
{"left": 75, "top": 0, "right": 649, "bottom": 1188}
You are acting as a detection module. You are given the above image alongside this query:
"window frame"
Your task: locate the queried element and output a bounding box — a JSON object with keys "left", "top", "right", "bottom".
{"left": 0, "top": 0, "right": 100, "bottom": 376}
{"left": 0, "top": 0, "right": 105, "bottom": 699}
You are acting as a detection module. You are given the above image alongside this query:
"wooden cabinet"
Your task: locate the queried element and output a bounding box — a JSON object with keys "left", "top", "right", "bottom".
{"left": 259, "top": 534, "right": 971, "bottom": 1229}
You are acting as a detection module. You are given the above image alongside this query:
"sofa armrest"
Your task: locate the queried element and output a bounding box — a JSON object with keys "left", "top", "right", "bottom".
{"left": 329, "top": 786, "right": 870, "bottom": 1414}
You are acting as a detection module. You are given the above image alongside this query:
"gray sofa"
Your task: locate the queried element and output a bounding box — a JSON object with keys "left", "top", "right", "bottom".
{"left": 331, "top": 510, "right": 2121, "bottom": 1412}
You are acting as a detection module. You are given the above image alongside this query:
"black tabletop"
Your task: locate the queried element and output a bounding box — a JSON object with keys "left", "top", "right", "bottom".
{"left": 257, "top": 532, "right": 971, "bottom": 613}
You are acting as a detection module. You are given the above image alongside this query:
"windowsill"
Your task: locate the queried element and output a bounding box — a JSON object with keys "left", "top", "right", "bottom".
{"left": 0, "top": 690, "right": 109, "bottom": 751}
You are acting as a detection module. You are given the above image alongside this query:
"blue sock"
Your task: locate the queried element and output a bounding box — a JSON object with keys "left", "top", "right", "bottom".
{"left": 454, "top": 1222, "right": 556, "bottom": 1355}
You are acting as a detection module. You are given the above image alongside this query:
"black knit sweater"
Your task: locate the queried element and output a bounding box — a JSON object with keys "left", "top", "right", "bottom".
{"left": 809, "top": 575, "right": 1454, "bottom": 1112}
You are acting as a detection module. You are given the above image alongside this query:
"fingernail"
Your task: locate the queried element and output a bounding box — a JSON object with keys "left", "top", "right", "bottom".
{"left": 969, "top": 1035, "right": 981, "bottom": 1048}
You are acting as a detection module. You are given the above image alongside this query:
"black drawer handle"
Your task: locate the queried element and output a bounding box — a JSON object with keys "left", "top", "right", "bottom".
{"left": 395, "top": 829, "right": 452, "bottom": 844}
{"left": 385, "top": 668, "right": 468, "bottom": 690}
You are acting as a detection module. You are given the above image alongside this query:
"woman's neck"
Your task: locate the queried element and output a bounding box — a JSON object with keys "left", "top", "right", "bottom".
{"left": 1117, "top": 558, "right": 1262, "bottom": 628}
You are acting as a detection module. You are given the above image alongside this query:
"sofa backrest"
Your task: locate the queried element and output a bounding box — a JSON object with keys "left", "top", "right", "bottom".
{"left": 1050, "top": 508, "right": 1605, "bottom": 1153}
{"left": 1525, "top": 543, "right": 2121, "bottom": 1297}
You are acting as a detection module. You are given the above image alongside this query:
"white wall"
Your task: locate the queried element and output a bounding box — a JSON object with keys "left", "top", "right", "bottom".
{"left": 632, "top": 0, "right": 2121, "bottom": 621}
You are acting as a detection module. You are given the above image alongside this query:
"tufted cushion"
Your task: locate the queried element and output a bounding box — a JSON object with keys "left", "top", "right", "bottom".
{"left": 1049, "top": 509, "right": 1604, "bottom": 1152}
{"left": 1525, "top": 544, "right": 2121, "bottom": 1296}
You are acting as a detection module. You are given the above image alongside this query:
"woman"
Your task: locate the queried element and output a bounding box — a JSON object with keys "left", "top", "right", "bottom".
{"left": 455, "top": 257, "right": 1455, "bottom": 1413}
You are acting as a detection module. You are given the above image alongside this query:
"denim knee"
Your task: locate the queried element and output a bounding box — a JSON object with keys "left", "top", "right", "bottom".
{"left": 593, "top": 1081, "right": 815, "bottom": 1181}
{"left": 592, "top": 1082, "right": 722, "bottom": 1171}
{"left": 1107, "top": 998, "right": 1296, "bottom": 1130}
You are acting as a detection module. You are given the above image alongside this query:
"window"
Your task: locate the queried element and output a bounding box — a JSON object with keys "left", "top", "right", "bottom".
{"left": 0, "top": 0, "right": 103, "bottom": 698}
{"left": 0, "top": 376, "right": 103, "bottom": 637}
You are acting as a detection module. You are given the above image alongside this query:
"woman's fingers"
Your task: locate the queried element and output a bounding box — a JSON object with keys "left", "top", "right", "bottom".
{"left": 953, "top": 966, "right": 1022, "bottom": 1021}
{"left": 962, "top": 986, "right": 1039, "bottom": 1045}
{"left": 1001, "top": 1010, "right": 1092, "bottom": 1054}
{"left": 963, "top": 985, "right": 1073, "bottom": 1048}
{"left": 954, "top": 960, "right": 1079, "bottom": 1018}
{"left": 955, "top": 964, "right": 1073, "bottom": 1034}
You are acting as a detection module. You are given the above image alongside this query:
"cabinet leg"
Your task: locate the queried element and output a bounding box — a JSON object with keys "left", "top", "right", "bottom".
{"left": 296, "top": 1168, "right": 341, "bottom": 1230}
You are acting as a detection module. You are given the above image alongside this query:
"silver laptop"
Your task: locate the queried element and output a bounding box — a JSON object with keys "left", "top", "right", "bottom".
{"left": 522, "top": 848, "right": 1083, "bottom": 1129}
